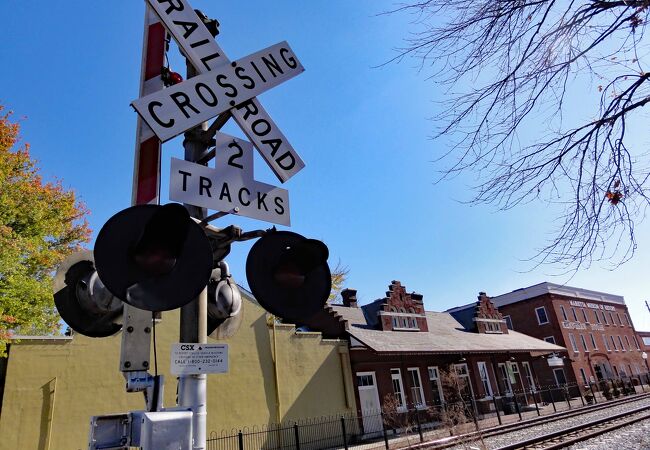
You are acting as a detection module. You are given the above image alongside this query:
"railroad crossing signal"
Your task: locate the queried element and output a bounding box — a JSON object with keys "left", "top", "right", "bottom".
{"left": 55, "top": 2, "right": 332, "bottom": 448}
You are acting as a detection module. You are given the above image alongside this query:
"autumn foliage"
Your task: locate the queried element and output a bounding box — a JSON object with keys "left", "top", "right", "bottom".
{"left": 0, "top": 106, "right": 91, "bottom": 355}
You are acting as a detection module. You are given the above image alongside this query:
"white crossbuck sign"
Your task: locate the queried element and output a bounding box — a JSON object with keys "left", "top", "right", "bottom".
{"left": 136, "top": 0, "right": 306, "bottom": 184}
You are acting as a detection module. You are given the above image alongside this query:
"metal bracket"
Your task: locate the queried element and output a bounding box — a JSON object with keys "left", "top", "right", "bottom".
{"left": 120, "top": 305, "right": 152, "bottom": 373}
{"left": 199, "top": 208, "right": 240, "bottom": 226}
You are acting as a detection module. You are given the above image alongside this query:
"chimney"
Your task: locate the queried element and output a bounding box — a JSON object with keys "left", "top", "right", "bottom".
{"left": 341, "top": 289, "right": 358, "bottom": 307}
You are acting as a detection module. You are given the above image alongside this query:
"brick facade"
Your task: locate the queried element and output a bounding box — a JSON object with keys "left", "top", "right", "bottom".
{"left": 489, "top": 284, "right": 648, "bottom": 388}
{"left": 306, "top": 281, "right": 561, "bottom": 425}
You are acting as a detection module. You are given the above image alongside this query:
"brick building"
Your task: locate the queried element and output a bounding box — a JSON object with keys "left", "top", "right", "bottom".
{"left": 304, "top": 281, "right": 563, "bottom": 432}
{"left": 449, "top": 282, "right": 648, "bottom": 389}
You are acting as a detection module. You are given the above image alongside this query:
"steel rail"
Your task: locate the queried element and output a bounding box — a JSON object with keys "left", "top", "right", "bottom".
{"left": 421, "top": 392, "right": 650, "bottom": 450}
{"left": 492, "top": 406, "right": 650, "bottom": 450}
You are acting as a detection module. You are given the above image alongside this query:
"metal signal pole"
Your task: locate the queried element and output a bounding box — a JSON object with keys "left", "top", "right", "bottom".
{"left": 179, "top": 61, "right": 210, "bottom": 450}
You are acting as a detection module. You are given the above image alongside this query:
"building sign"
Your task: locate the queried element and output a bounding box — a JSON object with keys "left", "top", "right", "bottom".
{"left": 171, "top": 343, "right": 228, "bottom": 375}
{"left": 569, "top": 300, "right": 616, "bottom": 311}
{"left": 562, "top": 321, "right": 587, "bottom": 330}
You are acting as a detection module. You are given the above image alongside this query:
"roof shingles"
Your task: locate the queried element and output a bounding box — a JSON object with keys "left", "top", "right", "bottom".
{"left": 331, "top": 306, "right": 565, "bottom": 355}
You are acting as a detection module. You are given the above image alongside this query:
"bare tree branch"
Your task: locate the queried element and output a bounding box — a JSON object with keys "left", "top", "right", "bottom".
{"left": 388, "top": 0, "right": 650, "bottom": 270}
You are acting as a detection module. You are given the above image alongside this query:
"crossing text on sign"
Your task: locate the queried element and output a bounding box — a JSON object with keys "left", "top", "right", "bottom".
{"left": 131, "top": 42, "right": 304, "bottom": 142}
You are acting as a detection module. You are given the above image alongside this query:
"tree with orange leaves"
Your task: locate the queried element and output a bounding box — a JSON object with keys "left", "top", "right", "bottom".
{"left": 0, "top": 106, "right": 90, "bottom": 355}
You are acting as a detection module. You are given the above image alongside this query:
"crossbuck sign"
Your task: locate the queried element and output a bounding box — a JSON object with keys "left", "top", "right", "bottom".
{"left": 132, "top": 0, "right": 307, "bottom": 225}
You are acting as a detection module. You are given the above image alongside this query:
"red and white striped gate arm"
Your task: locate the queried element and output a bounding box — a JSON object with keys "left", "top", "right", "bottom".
{"left": 120, "top": 5, "right": 167, "bottom": 377}
{"left": 131, "top": 6, "right": 167, "bottom": 206}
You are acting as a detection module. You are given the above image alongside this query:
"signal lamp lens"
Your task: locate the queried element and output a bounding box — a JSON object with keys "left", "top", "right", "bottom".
{"left": 273, "top": 262, "right": 305, "bottom": 289}
{"left": 170, "top": 71, "right": 183, "bottom": 84}
{"left": 134, "top": 249, "right": 177, "bottom": 276}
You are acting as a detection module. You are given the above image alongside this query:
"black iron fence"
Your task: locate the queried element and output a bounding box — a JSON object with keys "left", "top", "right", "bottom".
{"left": 207, "top": 372, "right": 650, "bottom": 450}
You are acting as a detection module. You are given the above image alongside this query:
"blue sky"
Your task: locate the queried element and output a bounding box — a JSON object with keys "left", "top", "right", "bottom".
{"left": 2, "top": 1, "right": 649, "bottom": 331}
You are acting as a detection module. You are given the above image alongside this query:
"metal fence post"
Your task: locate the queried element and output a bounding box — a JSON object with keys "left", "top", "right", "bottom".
{"left": 492, "top": 396, "right": 502, "bottom": 425}
{"left": 513, "top": 393, "right": 522, "bottom": 421}
{"left": 531, "top": 390, "right": 540, "bottom": 416}
{"left": 415, "top": 408, "right": 423, "bottom": 442}
{"left": 340, "top": 416, "right": 348, "bottom": 450}
{"left": 469, "top": 398, "right": 479, "bottom": 430}
{"left": 238, "top": 430, "right": 244, "bottom": 450}
{"left": 589, "top": 382, "right": 597, "bottom": 404}
{"left": 564, "top": 388, "right": 571, "bottom": 409}
{"left": 578, "top": 387, "right": 585, "bottom": 406}
{"left": 549, "top": 387, "right": 557, "bottom": 412}
{"left": 293, "top": 423, "right": 300, "bottom": 450}
{"left": 381, "top": 413, "right": 389, "bottom": 450}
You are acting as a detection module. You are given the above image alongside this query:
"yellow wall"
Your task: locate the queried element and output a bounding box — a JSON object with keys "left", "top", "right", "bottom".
{"left": 0, "top": 295, "right": 355, "bottom": 450}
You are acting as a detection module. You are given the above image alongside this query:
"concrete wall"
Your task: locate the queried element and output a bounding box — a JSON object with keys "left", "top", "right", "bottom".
{"left": 0, "top": 295, "right": 355, "bottom": 450}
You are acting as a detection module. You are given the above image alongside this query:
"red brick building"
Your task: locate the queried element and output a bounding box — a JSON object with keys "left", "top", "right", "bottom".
{"left": 449, "top": 282, "right": 648, "bottom": 388}
{"left": 304, "top": 281, "right": 563, "bottom": 432}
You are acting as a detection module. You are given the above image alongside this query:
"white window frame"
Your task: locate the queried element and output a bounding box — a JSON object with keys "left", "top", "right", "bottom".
{"left": 602, "top": 311, "right": 609, "bottom": 325}
{"left": 427, "top": 366, "right": 444, "bottom": 405}
{"left": 407, "top": 368, "right": 426, "bottom": 408}
{"left": 589, "top": 333, "right": 598, "bottom": 350}
{"left": 616, "top": 313, "right": 623, "bottom": 326}
{"left": 624, "top": 313, "right": 631, "bottom": 327}
{"left": 579, "top": 334, "right": 589, "bottom": 352}
{"left": 553, "top": 368, "right": 567, "bottom": 387}
{"left": 579, "top": 368, "right": 588, "bottom": 385}
{"left": 624, "top": 335, "right": 632, "bottom": 351}
{"left": 508, "top": 362, "right": 520, "bottom": 383}
{"left": 453, "top": 363, "right": 475, "bottom": 399}
{"left": 560, "top": 305, "right": 568, "bottom": 321}
{"left": 535, "top": 306, "right": 549, "bottom": 325}
{"left": 618, "top": 335, "right": 626, "bottom": 352}
{"left": 503, "top": 315, "right": 513, "bottom": 330}
{"left": 603, "top": 334, "right": 611, "bottom": 351}
{"left": 569, "top": 333, "right": 579, "bottom": 353}
{"left": 522, "top": 361, "right": 535, "bottom": 391}
{"left": 477, "top": 361, "right": 494, "bottom": 398}
{"left": 633, "top": 336, "right": 641, "bottom": 350}
{"left": 356, "top": 372, "right": 376, "bottom": 388}
{"left": 594, "top": 310, "right": 601, "bottom": 324}
{"left": 611, "top": 335, "right": 618, "bottom": 351}
{"left": 498, "top": 363, "right": 513, "bottom": 395}
{"left": 581, "top": 309, "right": 589, "bottom": 323}
{"left": 390, "top": 368, "right": 407, "bottom": 411}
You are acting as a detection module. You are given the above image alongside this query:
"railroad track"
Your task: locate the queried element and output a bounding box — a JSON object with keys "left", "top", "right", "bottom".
{"left": 492, "top": 405, "right": 650, "bottom": 449}
{"left": 421, "top": 392, "right": 650, "bottom": 449}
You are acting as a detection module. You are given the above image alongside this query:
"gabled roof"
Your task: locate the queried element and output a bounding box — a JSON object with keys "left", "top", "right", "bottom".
{"left": 330, "top": 305, "right": 565, "bottom": 355}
